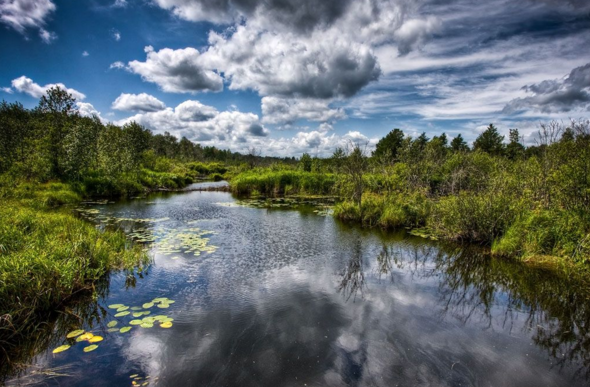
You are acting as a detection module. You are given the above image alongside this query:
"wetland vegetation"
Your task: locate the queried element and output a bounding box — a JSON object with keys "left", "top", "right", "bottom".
{"left": 2, "top": 88, "right": 590, "bottom": 385}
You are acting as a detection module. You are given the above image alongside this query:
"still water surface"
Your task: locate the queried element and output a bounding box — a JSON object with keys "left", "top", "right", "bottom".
{"left": 7, "top": 182, "right": 590, "bottom": 386}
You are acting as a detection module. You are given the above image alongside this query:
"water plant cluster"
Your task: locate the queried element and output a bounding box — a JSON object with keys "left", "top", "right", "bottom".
{"left": 51, "top": 297, "right": 176, "bottom": 356}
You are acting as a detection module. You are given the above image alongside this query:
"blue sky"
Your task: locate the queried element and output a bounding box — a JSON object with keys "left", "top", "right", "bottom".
{"left": 1, "top": 0, "right": 589, "bottom": 156}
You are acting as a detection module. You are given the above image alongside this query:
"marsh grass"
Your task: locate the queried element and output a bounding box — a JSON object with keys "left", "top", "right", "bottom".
{"left": 0, "top": 182, "right": 148, "bottom": 362}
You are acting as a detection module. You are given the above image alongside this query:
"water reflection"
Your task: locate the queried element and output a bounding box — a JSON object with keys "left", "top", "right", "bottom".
{"left": 4, "top": 189, "right": 590, "bottom": 386}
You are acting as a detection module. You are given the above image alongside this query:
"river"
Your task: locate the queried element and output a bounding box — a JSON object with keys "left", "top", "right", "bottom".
{"left": 5, "top": 182, "right": 590, "bottom": 386}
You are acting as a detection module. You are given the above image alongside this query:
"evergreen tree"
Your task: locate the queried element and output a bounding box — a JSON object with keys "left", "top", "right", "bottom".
{"left": 473, "top": 124, "right": 504, "bottom": 156}
{"left": 450, "top": 134, "right": 470, "bottom": 152}
{"left": 373, "top": 128, "right": 405, "bottom": 160}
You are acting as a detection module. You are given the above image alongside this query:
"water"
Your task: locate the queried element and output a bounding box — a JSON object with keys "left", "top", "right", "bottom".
{"left": 5, "top": 182, "right": 590, "bottom": 386}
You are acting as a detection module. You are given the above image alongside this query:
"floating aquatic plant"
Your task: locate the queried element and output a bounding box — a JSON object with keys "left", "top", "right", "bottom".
{"left": 52, "top": 345, "right": 70, "bottom": 354}
{"left": 83, "top": 344, "right": 98, "bottom": 353}
{"left": 66, "top": 329, "right": 84, "bottom": 339}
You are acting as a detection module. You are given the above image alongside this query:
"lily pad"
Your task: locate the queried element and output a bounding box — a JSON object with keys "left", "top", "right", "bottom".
{"left": 142, "top": 302, "right": 154, "bottom": 309}
{"left": 130, "top": 374, "right": 139, "bottom": 378}
{"left": 115, "top": 311, "right": 130, "bottom": 317}
{"left": 131, "top": 307, "right": 143, "bottom": 311}
{"left": 116, "top": 306, "right": 130, "bottom": 312}
{"left": 140, "top": 322, "right": 154, "bottom": 328}
{"left": 89, "top": 335, "right": 104, "bottom": 343}
{"left": 120, "top": 327, "right": 132, "bottom": 333}
{"left": 108, "top": 304, "right": 125, "bottom": 309}
{"left": 107, "top": 328, "right": 119, "bottom": 333}
{"left": 132, "top": 312, "right": 144, "bottom": 318}
{"left": 157, "top": 304, "right": 170, "bottom": 309}
{"left": 66, "top": 329, "right": 85, "bottom": 339}
{"left": 83, "top": 344, "right": 99, "bottom": 352}
{"left": 52, "top": 345, "right": 71, "bottom": 354}
{"left": 130, "top": 320, "right": 143, "bottom": 325}
{"left": 160, "top": 322, "right": 173, "bottom": 328}
{"left": 76, "top": 332, "right": 94, "bottom": 342}
{"left": 107, "top": 321, "right": 118, "bottom": 328}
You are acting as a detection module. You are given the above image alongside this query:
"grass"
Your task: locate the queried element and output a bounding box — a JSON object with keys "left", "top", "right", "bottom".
{"left": 230, "top": 169, "right": 337, "bottom": 196}
{"left": 0, "top": 182, "right": 148, "bottom": 351}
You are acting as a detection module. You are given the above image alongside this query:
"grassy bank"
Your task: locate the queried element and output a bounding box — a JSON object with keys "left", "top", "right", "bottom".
{"left": 0, "top": 182, "right": 149, "bottom": 352}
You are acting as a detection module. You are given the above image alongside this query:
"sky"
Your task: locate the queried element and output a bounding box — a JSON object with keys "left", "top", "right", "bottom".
{"left": 0, "top": 0, "right": 589, "bottom": 156}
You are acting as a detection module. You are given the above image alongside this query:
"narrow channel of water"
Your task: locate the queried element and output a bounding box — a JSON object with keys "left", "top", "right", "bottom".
{"left": 5, "top": 182, "right": 590, "bottom": 386}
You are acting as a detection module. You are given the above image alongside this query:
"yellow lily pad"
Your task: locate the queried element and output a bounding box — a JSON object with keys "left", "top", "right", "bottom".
{"left": 52, "top": 345, "right": 71, "bottom": 354}
{"left": 130, "top": 374, "right": 139, "bottom": 378}
{"left": 116, "top": 306, "right": 129, "bottom": 312}
{"left": 66, "top": 329, "right": 85, "bottom": 339}
{"left": 108, "top": 304, "right": 124, "bottom": 309}
{"left": 120, "top": 326, "right": 132, "bottom": 333}
{"left": 160, "top": 322, "right": 173, "bottom": 328}
{"left": 89, "top": 335, "right": 104, "bottom": 343}
{"left": 83, "top": 344, "right": 99, "bottom": 352}
{"left": 115, "top": 311, "right": 130, "bottom": 317}
{"left": 76, "top": 332, "right": 94, "bottom": 342}
{"left": 142, "top": 302, "right": 154, "bottom": 308}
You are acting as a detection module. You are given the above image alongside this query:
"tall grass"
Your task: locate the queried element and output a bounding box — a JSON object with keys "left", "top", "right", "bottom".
{"left": 231, "top": 169, "right": 337, "bottom": 196}
{"left": 0, "top": 183, "right": 148, "bottom": 349}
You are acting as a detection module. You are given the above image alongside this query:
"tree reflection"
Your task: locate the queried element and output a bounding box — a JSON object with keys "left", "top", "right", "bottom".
{"left": 338, "top": 237, "right": 366, "bottom": 301}
{"left": 397, "top": 241, "right": 590, "bottom": 379}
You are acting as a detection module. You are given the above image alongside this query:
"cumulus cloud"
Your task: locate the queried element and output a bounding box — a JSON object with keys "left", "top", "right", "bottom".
{"left": 203, "top": 27, "right": 380, "bottom": 99}
{"left": 126, "top": 46, "right": 223, "bottom": 93}
{"left": 115, "top": 99, "right": 375, "bottom": 155}
{"left": 11, "top": 76, "right": 86, "bottom": 100}
{"left": 82, "top": 50, "right": 89, "bottom": 57}
{"left": 1, "top": 87, "right": 13, "bottom": 94}
{"left": 0, "top": 0, "right": 56, "bottom": 36}
{"left": 504, "top": 63, "right": 590, "bottom": 114}
{"left": 77, "top": 102, "right": 106, "bottom": 122}
{"left": 261, "top": 97, "right": 346, "bottom": 126}
{"left": 39, "top": 28, "right": 56, "bottom": 43}
{"left": 112, "top": 93, "right": 166, "bottom": 112}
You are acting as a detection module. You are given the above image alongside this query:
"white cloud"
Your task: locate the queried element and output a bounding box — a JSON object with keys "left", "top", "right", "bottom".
{"left": 261, "top": 97, "right": 346, "bottom": 126}
{"left": 82, "top": 51, "right": 89, "bottom": 57}
{"left": 39, "top": 28, "right": 56, "bottom": 43}
{"left": 1, "top": 87, "right": 13, "bottom": 94}
{"left": 112, "top": 93, "right": 167, "bottom": 112}
{"left": 126, "top": 46, "right": 223, "bottom": 93}
{"left": 115, "top": 99, "right": 377, "bottom": 155}
{"left": 113, "top": 0, "right": 127, "bottom": 8}
{"left": 77, "top": 102, "right": 105, "bottom": 122}
{"left": 11, "top": 76, "right": 86, "bottom": 100}
{"left": 0, "top": 0, "right": 56, "bottom": 40}
{"left": 109, "top": 61, "right": 125, "bottom": 70}
{"left": 112, "top": 30, "right": 121, "bottom": 41}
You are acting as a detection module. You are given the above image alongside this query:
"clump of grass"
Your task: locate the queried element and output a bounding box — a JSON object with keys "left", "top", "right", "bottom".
{"left": 0, "top": 184, "right": 148, "bottom": 346}
{"left": 231, "top": 169, "right": 336, "bottom": 196}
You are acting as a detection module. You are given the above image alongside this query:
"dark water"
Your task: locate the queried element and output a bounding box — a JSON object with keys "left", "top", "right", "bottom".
{"left": 6, "top": 183, "right": 590, "bottom": 386}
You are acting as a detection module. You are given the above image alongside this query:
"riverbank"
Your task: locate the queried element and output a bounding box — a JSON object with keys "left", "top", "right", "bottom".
{"left": 228, "top": 161, "right": 590, "bottom": 271}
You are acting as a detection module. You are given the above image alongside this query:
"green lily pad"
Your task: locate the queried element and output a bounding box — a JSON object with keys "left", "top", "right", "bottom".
{"left": 107, "top": 321, "right": 118, "bottom": 328}
{"left": 120, "top": 327, "right": 132, "bottom": 333}
{"left": 52, "top": 345, "right": 71, "bottom": 354}
{"left": 142, "top": 302, "right": 154, "bottom": 309}
{"left": 115, "top": 311, "right": 130, "bottom": 317}
{"left": 157, "top": 304, "right": 170, "bottom": 309}
{"left": 131, "top": 307, "right": 143, "bottom": 311}
{"left": 129, "top": 320, "right": 142, "bottom": 325}
{"left": 66, "top": 329, "right": 85, "bottom": 339}
{"left": 107, "top": 328, "right": 119, "bottom": 333}
{"left": 116, "top": 306, "right": 129, "bottom": 312}
{"left": 83, "top": 344, "right": 99, "bottom": 352}
{"left": 108, "top": 304, "right": 124, "bottom": 309}
{"left": 140, "top": 322, "right": 154, "bottom": 328}
{"left": 132, "top": 312, "right": 143, "bottom": 318}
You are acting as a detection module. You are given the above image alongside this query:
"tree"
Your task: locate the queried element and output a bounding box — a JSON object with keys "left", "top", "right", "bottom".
{"left": 373, "top": 128, "right": 405, "bottom": 160}
{"left": 506, "top": 128, "right": 525, "bottom": 160}
{"left": 339, "top": 143, "right": 368, "bottom": 222}
{"left": 473, "top": 124, "right": 504, "bottom": 156}
{"left": 37, "top": 86, "right": 79, "bottom": 177}
{"left": 299, "top": 153, "right": 312, "bottom": 172}
{"left": 450, "top": 134, "right": 469, "bottom": 152}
